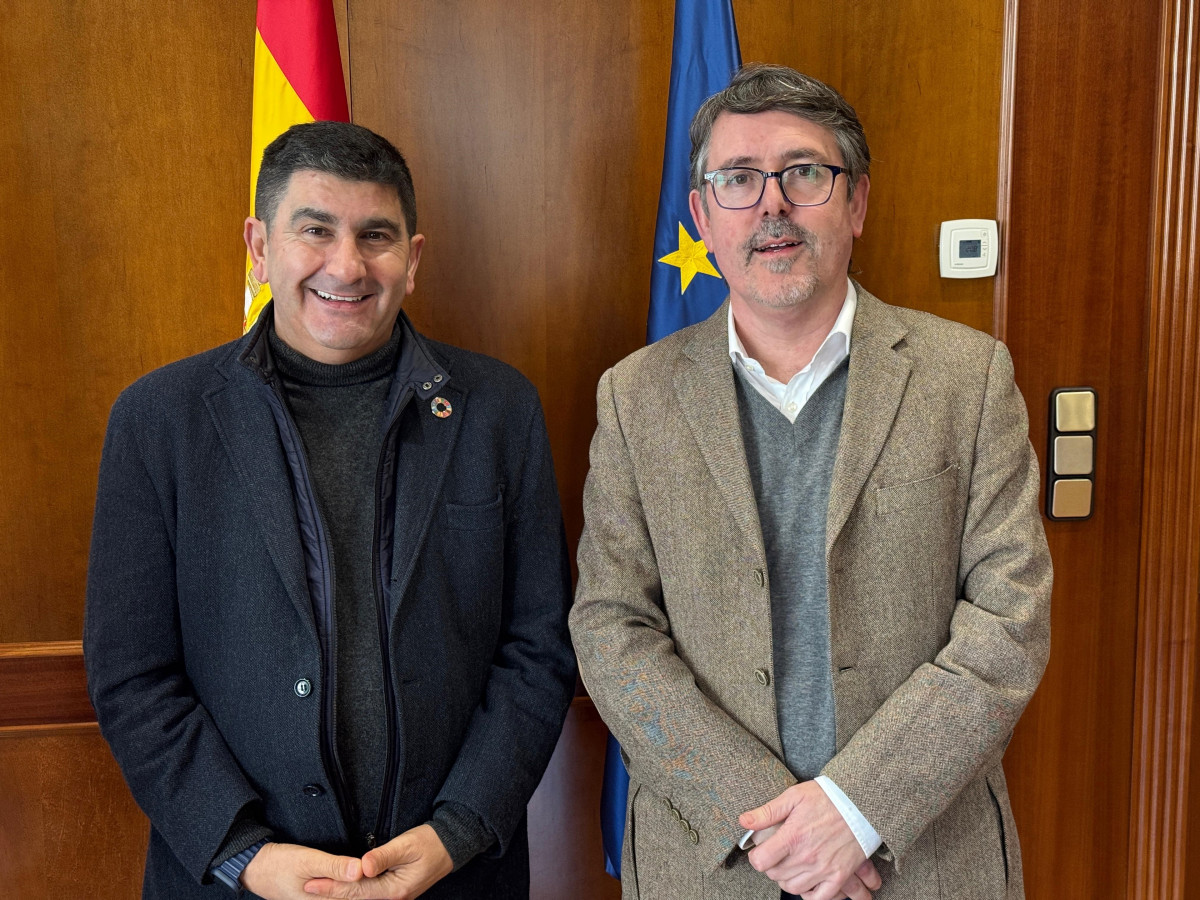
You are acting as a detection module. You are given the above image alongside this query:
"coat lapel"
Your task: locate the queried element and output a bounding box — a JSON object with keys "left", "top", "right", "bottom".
{"left": 825, "top": 288, "right": 912, "bottom": 556}
{"left": 673, "top": 302, "right": 765, "bottom": 552}
{"left": 389, "top": 382, "right": 466, "bottom": 608}
{"left": 205, "top": 366, "right": 315, "bottom": 632}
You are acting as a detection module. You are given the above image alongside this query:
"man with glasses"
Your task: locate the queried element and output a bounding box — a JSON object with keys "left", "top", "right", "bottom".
{"left": 571, "top": 64, "right": 1050, "bottom": 900}
{"left": 85, "top": 122, "right": 576, "bottom": 899}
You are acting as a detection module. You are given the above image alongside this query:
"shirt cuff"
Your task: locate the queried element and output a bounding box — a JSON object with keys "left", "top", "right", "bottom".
{"left": 814, "top": 775, "right": 882, "bottom": 858}
{"left": 428, "top": 802, "right": 495, "bottom": 871}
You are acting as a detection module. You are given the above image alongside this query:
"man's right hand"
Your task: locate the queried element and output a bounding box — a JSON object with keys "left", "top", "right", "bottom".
{"left": 239, "top": 842, "right": 363, "bottom": 900}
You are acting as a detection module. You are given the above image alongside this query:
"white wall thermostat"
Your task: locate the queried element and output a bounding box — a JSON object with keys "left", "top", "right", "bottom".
{"left": 938, "top": 219, "right": 999, "bottom": 279}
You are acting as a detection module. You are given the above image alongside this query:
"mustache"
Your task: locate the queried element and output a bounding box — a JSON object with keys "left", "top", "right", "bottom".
{"left": 741, "top": 218, "right": 816, "bottom": 254}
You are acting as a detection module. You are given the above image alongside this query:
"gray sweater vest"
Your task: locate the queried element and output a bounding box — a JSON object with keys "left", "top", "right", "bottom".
{"left": 734, "top": 361, "right": 848, "bottom": 780}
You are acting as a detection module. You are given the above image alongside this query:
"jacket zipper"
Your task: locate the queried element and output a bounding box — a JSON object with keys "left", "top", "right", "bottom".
{"left": 370, "top": 392, "right": 409, "bottom": 847}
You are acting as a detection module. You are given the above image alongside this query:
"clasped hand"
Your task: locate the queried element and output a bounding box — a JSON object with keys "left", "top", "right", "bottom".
{"left": 740, "top": 781, "right": 882, "bottom": 900}
{"left": 240, "top": 824, "right": 453, "bottom": 900}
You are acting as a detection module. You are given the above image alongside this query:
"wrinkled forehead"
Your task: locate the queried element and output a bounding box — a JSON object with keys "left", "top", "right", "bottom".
{"left": 276, "top": 170, "right": 409, "bottom": 233}
{"left": 707, "top": 110, "right": 843, "bottom": 170}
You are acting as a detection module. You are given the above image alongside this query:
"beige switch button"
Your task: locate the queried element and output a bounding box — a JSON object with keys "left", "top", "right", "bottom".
{"left": 1053, "top": 435, "right": 1094, "bottom": 476}
{"left": 1056, "top": 391, "right": 1096, "bottom": 432}
{"left": 1051, "top": 479, "right": 1093, "bottom": 518}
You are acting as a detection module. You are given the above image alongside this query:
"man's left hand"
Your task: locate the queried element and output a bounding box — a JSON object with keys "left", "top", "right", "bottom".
{"left": 740, "top": 781, "right": 875, "bottom": 899}
{"left": 302, "top": 825, "right": 453, "bottom": 900}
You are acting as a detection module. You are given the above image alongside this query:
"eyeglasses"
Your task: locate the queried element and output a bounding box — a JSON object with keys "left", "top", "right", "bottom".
{"left": 702, "top": 164, "right": 846, "bottom": 209}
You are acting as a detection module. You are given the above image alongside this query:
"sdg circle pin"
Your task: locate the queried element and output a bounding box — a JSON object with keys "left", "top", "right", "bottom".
{"left": 431, "top": 397, "right": 453, "bottom": 418}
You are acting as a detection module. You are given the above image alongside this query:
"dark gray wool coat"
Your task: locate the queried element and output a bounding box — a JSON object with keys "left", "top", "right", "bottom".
{"left": 84, "top": 308, "right": 576, "bottom": 899}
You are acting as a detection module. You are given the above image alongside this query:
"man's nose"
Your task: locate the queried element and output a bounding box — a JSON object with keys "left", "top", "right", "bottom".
{"left": 760, "top": 173, "right": 792, "bottom": 216}
{"left": 326, "top": 236, "right": 367, "bottom": 283}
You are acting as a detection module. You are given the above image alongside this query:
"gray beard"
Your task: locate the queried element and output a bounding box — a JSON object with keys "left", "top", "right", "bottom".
{"left": 742, "top": 218, "right": 821, "bottom": 309}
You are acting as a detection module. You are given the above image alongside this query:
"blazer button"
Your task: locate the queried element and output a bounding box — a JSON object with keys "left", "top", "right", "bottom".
{"left": 294, "top": 678, "right": 312, "bottom": 697}
{"left": 302, "top": 783, "right": 325, "bottom": 797}
{"left": 688, "top": 829, "right": 699, "bottom": 844}
{"left": 753, "top": 569, "right": 765, "bottom": 587}
{"left": 754, "top": 668, "right": 770, "bottom": 686}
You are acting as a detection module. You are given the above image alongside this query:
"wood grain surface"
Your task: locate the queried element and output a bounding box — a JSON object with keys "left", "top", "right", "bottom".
{"left": 0, "top": 642, "right": 92, "bottom": 728}
{"left": 1000, "top": 0, "right": 1161, "bottom": 895}
{"left": 0, "top": 0, "right": 252, "bottom": 644}
{"left": 1130, "top": 0, "right": 1200, "bottom": 894}
{"left": 0, "top": 723, "right": 149, "bottom": 899}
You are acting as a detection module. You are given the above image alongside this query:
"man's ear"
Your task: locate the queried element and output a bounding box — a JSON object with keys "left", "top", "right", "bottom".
{"left": 404, "top": 233, "right": 425, "bottom": 297}
{"left": 850, "top": 175, "right": 870, "bottom": 238}
{"left": 244, "top": 217, "right": 269, "bottom": 284}
{"left": 688, "top": 188, "right": 712, "bottom": 245}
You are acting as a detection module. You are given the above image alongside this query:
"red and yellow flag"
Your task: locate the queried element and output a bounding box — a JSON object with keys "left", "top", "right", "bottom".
{"left": 244, "top": 0, "right": 350, "bottom": 332}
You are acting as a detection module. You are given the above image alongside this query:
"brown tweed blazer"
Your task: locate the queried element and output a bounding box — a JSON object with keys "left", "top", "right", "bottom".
{"left": 570, "top": 287, "right": 1052, "bottom": 900}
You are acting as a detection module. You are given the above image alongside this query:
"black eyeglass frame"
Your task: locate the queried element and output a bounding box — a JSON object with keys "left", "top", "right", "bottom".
{"left": 702, "top": 164, "right": 847, "bottom": 209}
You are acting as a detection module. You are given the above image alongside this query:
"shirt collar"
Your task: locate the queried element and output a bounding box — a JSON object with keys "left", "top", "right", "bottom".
{"left": 727, "top": 279, "right": 857, "bottom": 376}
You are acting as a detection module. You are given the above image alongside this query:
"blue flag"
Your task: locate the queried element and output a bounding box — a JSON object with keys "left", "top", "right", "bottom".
{"left": 600, "top": 0, "right": 741, "bottom": 880}
{"left": 645, "top": 0, "right": 742, "bottom": 344}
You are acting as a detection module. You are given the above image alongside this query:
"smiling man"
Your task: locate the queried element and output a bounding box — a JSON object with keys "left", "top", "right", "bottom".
{"left": 85, "top": 122, "right": 576, "bottom": 900}
{"left": 570, "top": 65, "right": 1051, "bottom": 900}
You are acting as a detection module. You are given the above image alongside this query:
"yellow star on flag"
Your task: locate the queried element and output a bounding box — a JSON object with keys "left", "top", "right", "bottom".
{"left": 658, "top": 223, "right": 722, "bottom": 294}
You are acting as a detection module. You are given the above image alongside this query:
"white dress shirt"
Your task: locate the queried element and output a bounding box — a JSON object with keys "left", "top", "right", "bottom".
{"left": 730, "top": 280, "right": 883, "bottom": 859}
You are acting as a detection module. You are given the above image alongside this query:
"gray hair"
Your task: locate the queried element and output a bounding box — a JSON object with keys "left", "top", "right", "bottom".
{"left": 689, "top": 63, "right": 871, "bottom": 199}
{"left": 255, "top": 121, "right": 418, "bottom": 237}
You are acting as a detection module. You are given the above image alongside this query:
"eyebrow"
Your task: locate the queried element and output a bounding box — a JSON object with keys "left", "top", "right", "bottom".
{"left": 288, "top": 208, "right": 403, "bottom": 234}
{"left": 289, "top": 207, "right": 337, "bottom": 227}
{"left": 716, "top": 148, "right": 830, "bottom": 169}
{"left": 359, "top": 217, "right": 403, "bottom": 233}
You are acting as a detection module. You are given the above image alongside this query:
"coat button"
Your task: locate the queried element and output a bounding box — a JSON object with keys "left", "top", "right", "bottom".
{"left": 422, "top": 381, "right": 433, "bottom": 390}
{"left": 433, "top": 374, "right": 443, "bottom": 383}
{"left": 753, "top": 569, "right": 765, "bottom": 586}
{"left": 754, "top": 668, "right": 770, "bottom": 686}
{"left": 302, "top": 783, "right": 325, "bottom": 797}
{"left": 294, "top": 678, "right": 312, "bottom": 697}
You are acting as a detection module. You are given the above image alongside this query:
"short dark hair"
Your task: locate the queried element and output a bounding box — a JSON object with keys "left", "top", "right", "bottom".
{"left": 689, "top": 63, "right": 871, "bottom": 199}
{"left": 255, "top": 121, "right": 418, "bottom": 237}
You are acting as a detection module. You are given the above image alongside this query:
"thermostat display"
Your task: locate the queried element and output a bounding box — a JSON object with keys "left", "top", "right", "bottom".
{"left": 938, "top": 219, "right": 999, "bottom": 279}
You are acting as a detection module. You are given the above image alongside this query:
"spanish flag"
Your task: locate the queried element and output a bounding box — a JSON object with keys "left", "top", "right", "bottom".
{"left": 244, "top": 0, "right": 350, "bottom": 332}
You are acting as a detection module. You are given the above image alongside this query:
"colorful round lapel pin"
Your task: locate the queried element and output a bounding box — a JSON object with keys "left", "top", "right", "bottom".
{"left": 431, "top": 397, "right": 453, "bottom": 418}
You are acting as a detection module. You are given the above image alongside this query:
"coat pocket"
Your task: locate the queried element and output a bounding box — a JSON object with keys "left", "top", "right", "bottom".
{"left": 445, "top": 492, "right": 503, "bottom": 531}
{"left": 874, "top": 464, "right": 957, "bottom": 516}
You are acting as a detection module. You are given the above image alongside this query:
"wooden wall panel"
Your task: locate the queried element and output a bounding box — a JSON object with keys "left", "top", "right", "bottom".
{"left": 0, "top": 0, "right": 253, "bottom": 643}
{"left": 0, "top": 642, "right": 91, "bottom": 728}
{"left": 736, "top": 0, "right": 1003, "bottom": 336}
{"left": 1134, "top": 0, "right": 1200, "bottom": 894}
{"left": 1001, "top": 0, "right": 1160, "bottom": 896}
{"left": 527, "top": 699, "right": 621, "bottom": 900}
{"left": 0, "top": 724, "right": 148, "bottom": 899}
{"left": 345, "top": 0, "right": 673, "bottom": 548}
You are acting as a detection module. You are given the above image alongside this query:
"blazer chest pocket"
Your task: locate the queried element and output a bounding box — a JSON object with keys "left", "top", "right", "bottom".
{"left": 874, "top": 464, "right": 957, "bottom": 516}
{"left": 445, "top": 493, "right": 503, "bottom": 531}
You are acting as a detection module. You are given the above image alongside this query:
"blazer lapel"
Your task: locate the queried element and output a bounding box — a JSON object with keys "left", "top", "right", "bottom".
{"left": 673, "top": 303, "right": 765, "bottom": 552}
{"left": 389, "top": 382, "right": 466, "bottom": 609}
{"left": 826, "top": 288, "right": 912, "bottom": 556}
{"left": 205, "top": 368, "right": 315, "bottom": 632}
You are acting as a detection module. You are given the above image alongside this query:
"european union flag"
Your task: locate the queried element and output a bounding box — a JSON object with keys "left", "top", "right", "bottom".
{"left": 646, "top": 0, "right": 742, "bottom": 344}
{"left": 600, "top": 0, "right": 741, "bottom": 880}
